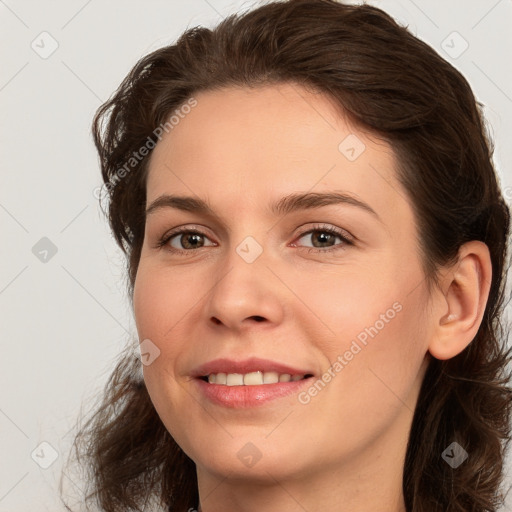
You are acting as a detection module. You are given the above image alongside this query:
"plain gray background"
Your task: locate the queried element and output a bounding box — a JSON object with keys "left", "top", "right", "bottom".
{"left": 1, "top": 0, "right": 511, "bottom": 510}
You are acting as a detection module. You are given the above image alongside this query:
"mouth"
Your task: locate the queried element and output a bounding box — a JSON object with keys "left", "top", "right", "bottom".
{"left": 192, "top": 358, "right": 315, "bottom": 408}
{"left": 199, "top": 371, "right": 314, "bottom": 386}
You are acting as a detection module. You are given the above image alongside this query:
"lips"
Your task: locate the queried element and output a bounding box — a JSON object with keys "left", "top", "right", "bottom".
{"left": 191, "top": 357, "right": 315, "bottom": 408}
{"left": 192, "top": 357, "right": 313, "bottom": 378}
{"left": 206, "top": 371, "right": 307, "bottom": 385}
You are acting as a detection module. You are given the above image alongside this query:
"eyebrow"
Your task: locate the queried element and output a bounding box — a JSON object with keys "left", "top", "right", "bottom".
{"left": 145, "top": 191, "right": 381, "bottom": 221}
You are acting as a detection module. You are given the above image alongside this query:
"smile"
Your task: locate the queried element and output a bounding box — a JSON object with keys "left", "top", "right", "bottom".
{"left": 203, "top": 371, "right": 311, "bottom": 386}
{"left": 192, "top": 358, "right": 315, "bottom": 407}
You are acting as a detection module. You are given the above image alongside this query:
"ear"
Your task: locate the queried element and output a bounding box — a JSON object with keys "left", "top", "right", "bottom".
{"left": 428, "top": 241, "right": 492, "bottom": 360}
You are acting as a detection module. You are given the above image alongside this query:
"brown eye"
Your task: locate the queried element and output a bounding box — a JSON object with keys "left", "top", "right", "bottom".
{"left": 159, "top": 228, "right": 216, "bottom": 253}
{"left": 308, "top": 231, "right": 338, "bottom": 248}
{"left": 295, "top": 227, "right": 352, "bottom": 251}
{"left": 174, "top": 232, "right": 206, "bottom": 250}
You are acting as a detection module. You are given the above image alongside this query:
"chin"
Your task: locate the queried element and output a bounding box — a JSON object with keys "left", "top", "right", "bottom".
{"left": 194, "top": 448, "right": 303, "bottom": 483}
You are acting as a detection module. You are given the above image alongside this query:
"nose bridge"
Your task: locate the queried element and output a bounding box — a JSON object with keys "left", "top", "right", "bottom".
{"left": 212, "top": 232, "right": 268, "bottom": 303}
{"left": 218, "top": 216, "right": 269, "bottom": 281}
{"left": 204, "top": 232, "right": 284, "bottom": 328}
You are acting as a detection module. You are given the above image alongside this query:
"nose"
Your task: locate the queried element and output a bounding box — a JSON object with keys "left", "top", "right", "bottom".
{"left": 203, "top": 245, "right": 285, "bottom": 333}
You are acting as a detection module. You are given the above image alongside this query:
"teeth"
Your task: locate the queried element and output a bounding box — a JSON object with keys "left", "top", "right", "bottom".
{"left": 244, "top": 371, "right": 264, "bottom": 385}
{"left": 226, "top": 373, "right": 244, "bottom": 386}
{"left": 263, "top": 371, "right": 279, "bottom": 384}
{"left": 215, "top": 373, "right": 227, "bottom": 385}
{"left": 205, "top": 371, "right": 306, "bottom": 386}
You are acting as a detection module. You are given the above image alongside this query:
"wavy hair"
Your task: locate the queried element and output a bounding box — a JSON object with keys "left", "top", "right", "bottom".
{"left": 63, "top": 1, "right": 512, "bottom": 510}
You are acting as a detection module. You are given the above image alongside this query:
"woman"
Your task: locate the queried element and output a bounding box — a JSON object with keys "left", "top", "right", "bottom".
{"left": 66, "top": 1, "right": 512, "bottom": 511}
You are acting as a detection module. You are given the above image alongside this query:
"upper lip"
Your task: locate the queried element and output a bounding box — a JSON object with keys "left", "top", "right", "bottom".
{"left": 191, "top": 357, "right": 314, "bottom": 378}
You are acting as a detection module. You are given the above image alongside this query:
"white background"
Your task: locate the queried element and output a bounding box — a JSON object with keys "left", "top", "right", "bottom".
{"left": 1, "top": 0, "right": 511, "bottom": 510}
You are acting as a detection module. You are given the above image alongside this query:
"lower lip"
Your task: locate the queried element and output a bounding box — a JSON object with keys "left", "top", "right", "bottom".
{"left": 195, "top": 378, "right": 312, "bottom": 408}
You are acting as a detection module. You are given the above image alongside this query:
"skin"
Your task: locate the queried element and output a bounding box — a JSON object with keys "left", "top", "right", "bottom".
{"left": 132, "top": 82, "right": 492, "bottom": 512}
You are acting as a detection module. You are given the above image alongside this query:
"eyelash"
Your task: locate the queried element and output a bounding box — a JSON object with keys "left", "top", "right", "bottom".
{"left": 155, "top": 224, "right": 354, "bottom": 255}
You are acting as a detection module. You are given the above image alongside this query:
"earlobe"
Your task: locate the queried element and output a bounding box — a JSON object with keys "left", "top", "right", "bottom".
{"left": 428, "top": 241, "right": 492, "bottom": 361}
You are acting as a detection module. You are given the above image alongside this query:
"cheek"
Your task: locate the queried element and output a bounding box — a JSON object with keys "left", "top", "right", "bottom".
{"left": 326, "top": 284, "right": 429, "bottom": 415}
{"left": 292, "top": 265, "right": 408, "bottom": 352}
{"left": 132, "top": 262, "right": 202, "bottom": 405}
{"left": 132, "top": 258, "right": 217, "bottom": 373}
{"left": 299, "top": 264, "right": 429, "bottom": 412}
{"left": 295, "top": 298, "right": 429, "bottom": 466}
{"left": 132, "top": 264, "right": 192, "bottom": 431}
{"left": 133, "top": 262, "right": 201, "bottom": 342}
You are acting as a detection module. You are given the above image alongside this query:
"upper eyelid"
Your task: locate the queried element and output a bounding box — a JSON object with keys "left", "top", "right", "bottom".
{"left": 164, "top": 223, "right": 348, "bottom": 236}
{"left": 163, "top": 224, "right": 353, "bottom": 247}
{"left": 292, "top": 227, "right": 354, "bottom": 248}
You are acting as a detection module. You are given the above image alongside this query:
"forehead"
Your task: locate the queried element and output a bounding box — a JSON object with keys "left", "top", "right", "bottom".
{"left": 146, "top": 83, "right": 408, "bottom": 221}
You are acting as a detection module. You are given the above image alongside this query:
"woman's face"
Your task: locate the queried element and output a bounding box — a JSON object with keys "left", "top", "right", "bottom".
{"left": 133, "top": 83, "right": 433, "bottom": 485}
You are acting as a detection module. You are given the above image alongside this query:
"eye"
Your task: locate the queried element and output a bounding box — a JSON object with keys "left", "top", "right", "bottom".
{"left": 157, "top": 228, "right": 216, "bottom": 253}
{"left": 293, "top": 225, "right": 353, "bottom": 253}
{"left": 155, "top": 224, "right": 353, "bottom": 255}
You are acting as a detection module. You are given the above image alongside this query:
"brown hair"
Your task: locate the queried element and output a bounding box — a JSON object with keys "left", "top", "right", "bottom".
{"left": 64, "top": 1, "right": 512, "bottom": 510}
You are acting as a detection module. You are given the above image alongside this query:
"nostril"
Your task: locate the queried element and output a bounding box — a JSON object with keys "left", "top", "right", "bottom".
{"left": 250, "top": 315, "right": 266, "bottom": 322}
